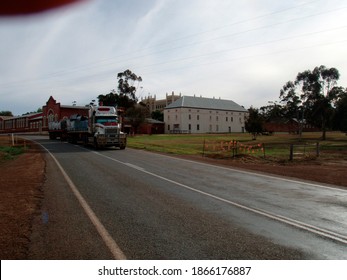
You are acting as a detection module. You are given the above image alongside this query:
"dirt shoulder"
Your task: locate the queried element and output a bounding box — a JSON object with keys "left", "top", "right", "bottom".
{"left": 0, "top": 137, "right": 346, "bottom": 259}
{"left": 0, "top": 139, "right": 45, "bottom": 259}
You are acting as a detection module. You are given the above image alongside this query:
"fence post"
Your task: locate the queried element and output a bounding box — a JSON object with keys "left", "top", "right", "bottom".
{"left": 316, "top": 142, "right": 320, "bottom": 157}
{"left": 289, "top": 144, "right": 294, "bottom": 161}
{"left": 231, "top": 139, "right": 234, "bottom": 157}
{"left": 303, "top": 142, "right": 306, "bottom": 155}
{"left": 263, "top": 143, "right": 265, "bottom": 158}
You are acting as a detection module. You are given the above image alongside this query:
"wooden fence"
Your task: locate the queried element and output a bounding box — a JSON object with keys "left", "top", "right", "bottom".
{"left": 202, "top": 139, "right": 320, "bottom": 161}
{"left": 289, "top": 142, "right": 320, "bottom": 161}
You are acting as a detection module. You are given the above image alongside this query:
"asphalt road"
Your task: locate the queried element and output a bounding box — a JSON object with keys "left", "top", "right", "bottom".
{"left": 27, "top": 136, "right": 347, "bottom": 259}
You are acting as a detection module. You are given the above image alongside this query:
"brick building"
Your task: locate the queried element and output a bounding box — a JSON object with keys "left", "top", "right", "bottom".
{"left": 0, "top": 96, "right": 89, "bottom": 134}
{"left": 0, "top": 112, "right": 43, "bottom": 133}
{"left": 42, "top": 96, "right": 89, "bottom": 131}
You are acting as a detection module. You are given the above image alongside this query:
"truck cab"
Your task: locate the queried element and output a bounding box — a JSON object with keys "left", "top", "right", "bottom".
{"left": 89, "top": 106, "right": 126, "bottom": 149}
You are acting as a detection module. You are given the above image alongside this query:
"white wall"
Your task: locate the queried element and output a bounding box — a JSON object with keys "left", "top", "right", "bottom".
{"left": 164, "top": 108, "right": 246, "bottom": 133}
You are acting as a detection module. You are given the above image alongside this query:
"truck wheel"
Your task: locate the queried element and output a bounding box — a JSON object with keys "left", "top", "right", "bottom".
{"left": 94, "top": 137, "right": 99, "bottom": 149}
{"left": 82, "top": 135, "right": 88, "bottom": 146}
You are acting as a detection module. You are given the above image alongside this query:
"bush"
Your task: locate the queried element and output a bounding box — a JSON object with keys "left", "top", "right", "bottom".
{"left": 0, "top": 146, "right": 25, "bottom": 161}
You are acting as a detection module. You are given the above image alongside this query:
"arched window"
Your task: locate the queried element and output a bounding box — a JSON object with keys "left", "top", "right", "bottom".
{"left": 47, "top": 109, "right": 55, "bottom": 123}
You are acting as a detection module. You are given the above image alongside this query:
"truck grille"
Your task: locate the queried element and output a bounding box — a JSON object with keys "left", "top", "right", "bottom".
{"left": 105, "top": 128, "right": 118, "bottom": 134}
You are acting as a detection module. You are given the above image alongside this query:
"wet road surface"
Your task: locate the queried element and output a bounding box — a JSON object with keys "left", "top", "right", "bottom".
{"left": 28, "top": 137, "right": 347, "bottom": 259}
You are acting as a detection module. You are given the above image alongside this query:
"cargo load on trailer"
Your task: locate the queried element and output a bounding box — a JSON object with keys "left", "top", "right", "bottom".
{"left": 68, "top": 114, "right": 88, "bottom": 132}
{"left": 48, "top": 105, "right": 126, "bottom": 149}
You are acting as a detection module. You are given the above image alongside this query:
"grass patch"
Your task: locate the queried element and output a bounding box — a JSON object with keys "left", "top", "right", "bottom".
{"left": 0, "top": 145, "right": 25, "bottom": 161}
{"left": 127, "top": 132, "right": 347, "bottom": 161}
{"left": 128, "top": 134, "right": 205, "bottom": 155}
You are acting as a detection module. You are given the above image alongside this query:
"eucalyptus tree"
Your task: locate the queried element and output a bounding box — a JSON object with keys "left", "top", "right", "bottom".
{"left": 280, "top": 65, "right": 343, "bottom": 140}
{"left": 245, "top": 107, "right": 264, "bottom": 140}
{"left": 333, "top": 89, "right": 347, "bottom": 132}
{"left": 280, "top": 80, "right": 305, "bottom": 136}
{"left": 98, "top": 69, "right": 142, "bottom": 110}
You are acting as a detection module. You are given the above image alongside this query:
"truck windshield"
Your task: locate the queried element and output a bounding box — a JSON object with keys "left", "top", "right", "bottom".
{"left": 95, "top": 116, "right": 118, "bottom": 126}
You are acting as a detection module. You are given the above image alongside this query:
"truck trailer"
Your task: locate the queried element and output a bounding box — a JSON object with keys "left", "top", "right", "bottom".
{"left": 48, "top": 105, "right": 126, "bottom": 149}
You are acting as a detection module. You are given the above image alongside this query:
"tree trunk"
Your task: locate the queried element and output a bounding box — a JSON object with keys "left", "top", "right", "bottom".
{"left": 321, "top": 129, "right": 326, "bottom": 140}
{"left": 321, "top": 117, "right": 327, "bottom": 140}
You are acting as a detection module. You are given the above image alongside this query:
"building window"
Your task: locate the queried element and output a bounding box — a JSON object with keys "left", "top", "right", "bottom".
{"left": 188, "top": 124, "right": 191, "bottom": 130}
{"left": 216, "top": 116, "right": 219, "bottom": 121}
{"left": 47, "top": 110, "right": 54, "bottom": 123}
{"left": 197, "top": 115, "right": 199, "bottom": 120}
{"left": 189, "top": 114, "right": 191, "bottom": 120}
{"left": 197, "top": 124, "right": 200, "bottom": 131}
{"left": 216, "top": 125, "right": 219, "bottom": 132}
{"left": 168, "top": 125, "right": 170, "bottom": 131}
{"left": 231, "top": 117, "right": 233, "bottom": 122}
{"left": 226, "top": 117, "right": 228, "bottom": 122}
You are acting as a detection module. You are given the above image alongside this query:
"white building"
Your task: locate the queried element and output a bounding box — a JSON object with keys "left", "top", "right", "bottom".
{"left": 164, "top": 96, "right": 247, "bottom": 133}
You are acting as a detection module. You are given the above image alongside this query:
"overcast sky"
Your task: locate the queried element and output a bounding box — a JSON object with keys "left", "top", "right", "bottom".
{"left": 1, "top": 0, "right": 347, "bottom": 115}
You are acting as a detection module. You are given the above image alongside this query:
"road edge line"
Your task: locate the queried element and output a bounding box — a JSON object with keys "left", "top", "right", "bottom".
{"left": 39, "top": 143, "right": 127, "bottom": 260}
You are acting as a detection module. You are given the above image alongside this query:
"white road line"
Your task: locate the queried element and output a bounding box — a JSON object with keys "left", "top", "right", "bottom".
{"left": 145, "top": 150, "right": 347, "bottom": 192}
{"left": 38, "top": 144, "right": 127, "bottom": 260}
{"left": 95, "top": 151, "right": 347, "bottom": 245}
{"left": 125, "top": 162, "right": 146, "bottom": 171}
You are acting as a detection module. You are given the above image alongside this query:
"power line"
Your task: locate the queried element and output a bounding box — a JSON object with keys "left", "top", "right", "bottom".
{"left": 2, "top": 22, "right": 345, "bottom": 92}
{"left": 0, "top": 1, "right": 346, "bottom": 93}
{"left": 48, "top": 4, "right": 347, "bottom": 78}
{"left": 2, "top": 37, "right": 346, "bottom": 96}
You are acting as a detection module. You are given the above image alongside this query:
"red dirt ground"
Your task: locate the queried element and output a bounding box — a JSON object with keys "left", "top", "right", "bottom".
{"left": 0, "top": 138, "right": 44, "bottom": 259}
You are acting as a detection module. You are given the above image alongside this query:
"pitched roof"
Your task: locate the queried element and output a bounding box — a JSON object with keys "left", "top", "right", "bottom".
{"left": 165, "top": 96, "right": 247, "bottom": 112}
{"left": 61, "top": 105, "right": 88, "bottom": 110}
{"left": 1, "top": 112, "right": 42, "bottom": 120}
{"left": 0, "top": 115, "right": 13, "bottom": 120}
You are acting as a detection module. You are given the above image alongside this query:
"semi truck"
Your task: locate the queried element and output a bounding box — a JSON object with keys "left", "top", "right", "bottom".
{"left": 48, "top": 105, "right": 127, "bottom": 149}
